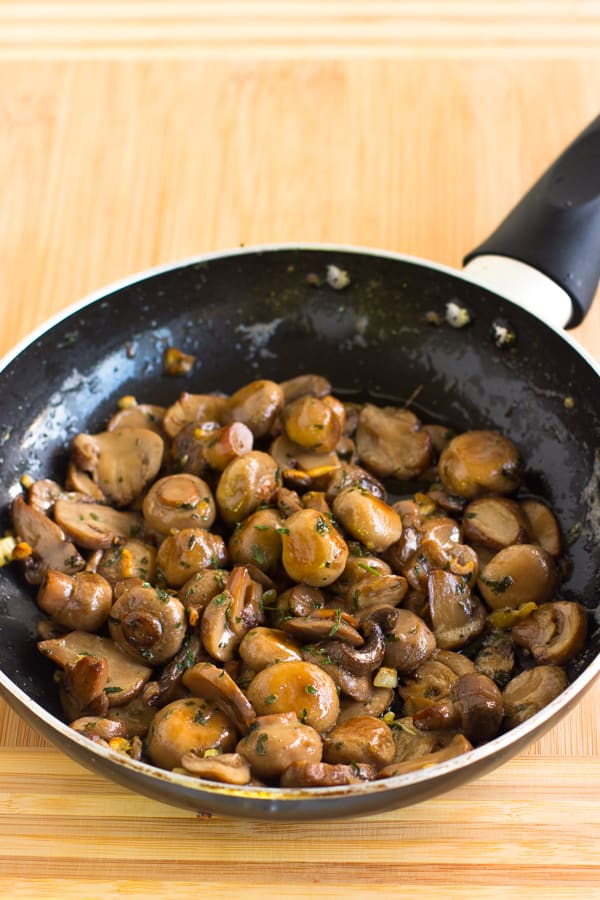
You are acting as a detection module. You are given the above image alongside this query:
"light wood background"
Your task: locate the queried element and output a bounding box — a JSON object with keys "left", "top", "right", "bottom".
{"left": 1, "top": 2, "right": 599, "bottom": 898}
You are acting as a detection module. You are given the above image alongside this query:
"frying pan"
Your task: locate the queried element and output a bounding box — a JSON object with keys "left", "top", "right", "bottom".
{"left": 0, "top": 117, "right": 599, "bottom": 821}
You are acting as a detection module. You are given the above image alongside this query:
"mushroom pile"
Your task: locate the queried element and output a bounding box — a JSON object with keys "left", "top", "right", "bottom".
{"left": 8, "top": 374, "right": 588, "bottom": 789}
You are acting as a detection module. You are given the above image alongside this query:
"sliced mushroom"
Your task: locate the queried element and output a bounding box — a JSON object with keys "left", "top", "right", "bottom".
{"left": 70, "top": 716, "right": 128, "bottom": 742}
{"left": 279, "top": 374, "right": 332, "bottom": 404}
{"left": 300, "top": 644, "right": 373, "bottom": 702}
{"left": 107, "top": 403, "right": 166, "bottom": 435}
{"left": 356, "top": 403, "right": 432, "bottom": 480}
{"left": 246, "top": 660, "right": 339, "bottom": 731}
{"left": 146, "top": 697, "right": 237, "bottom": 770}
{"left": 141, "top": 633, "right": 203, "bottom": 709}
{"left": 216, "top": 451, "right": 279, "bottom": 525}
{"left": 71, "top": 427, "right": 164, "bottom": 507}
{"left": 106, "top": 693, "right": 159, "bottom": 737}
{"left": 280, "top": 508, "right": 348, "bottom": 587}
{"left": 398, "top": 658, "right": 460, "bottom": 716}
{"left": 280, "top": 760, "right": 376, "bottom": 787}
{"left": 180, "top": 751, "right": 252, "bottom": 785}
{"left": 438, "top": 430, "right": 523, "bottom": 499}
{"left": 511, "top": 601, "right": 588, "bottom": 666}
{"left": 332, "top": 487, "right": 402, "bottom": 554}
{"left": 37, "top": 570, "right": 113, "bottom": 632}
{"left": 224, "top": 379, "right": 284, "bottom": 439}
{"left": 319, "top": 618, "right": 385, "bottom": 675}
{"left": 281, "top": 608, "right": 364, "bottom": 647}
{"left": 428, "top": 569, "right": 487, "bottom": 650}
{"left": 199, "top": 566, "right": 264, "bottom": 661}
{"left": 463, "top": 496, "right": 529, "bottom": 550}
{"left": 502, "top": 665, "right": 568, "bottom": 729}
{"left": 60, "top": 654, "right": 109, "bottom": 719}
{"left": 369, "top": 606, "right": 436, "bottom": 673}
{"left": 274, "top": 584, "right": 326, "bottom": 622}
{"left": 96, "top": 539, "right": 157, "bottom": 585}
{"left": 235, "top": 711, "right": 323, "bottom": 783}
{"left": 520, "top": 499, "right": 562, "bottom": 558}
{"left": 377, "top": 733, "right": 473, "bottom": 778}
{"left": 162, "top": 392, "right": 228, "bottom": 439}
{"left": 414, "top": 672, "right": 504, "bottom": 744}
{"left": 27, "top": 478, "right": 63, "bottom": 514}
{"left": 143, "top": 474, "right": 216, "bottom": 536}
{"left": 11, "top": 495, "right": 85, "bottom": 584}
{"left": 433, "top": 649, "right": 477, "bottom": 678}
{"left": 65, "top": 464, "right": 106, "bottom": 500}
{"left": 326, "top": 462, "right": 387, "bottom": 502}
{"left": 388, "top": 717, "right": 439, "bottom": 763}
{"left": 157, "top": 528, "right": 228, "bottom": 588}
{"left": 474, "top": 634, "right": 515, "bottom": 687}
{"left": 238, "top": 627, "right": 303, "bottom": 671}
{"left": 269, "top": 434, "right": 340, "bottom": 479}
{"left": 323, "top": 715, "right": 395, "bottom": 768}
{"left": 178, "top": 568, "right": 229, "bottom": 614}
{"left": 53, "top": 498, "right": 143, "bottom": 550}
{"left": 478, "top": 544, "right": 558, "bottom": 611}
{"left": 336, "top": 686, "right": 394, "bottom": 724}
{"left": 109, "top": 581, "right": 187, "bottom": 666}
{"left": 183, "top": 661, "right": 256, "bottom": 734}
{"left": 38, "top": 630, "right": 152, "bottom": 706}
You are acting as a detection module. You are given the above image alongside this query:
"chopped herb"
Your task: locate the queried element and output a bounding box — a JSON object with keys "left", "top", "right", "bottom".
{"left": 356, "top": 561, "right": 382, "bottom": 577}
{"left": 251, "top": 544, "right": 266, "bottom": 565}
{"left": 253, "top": 524, "right": 270, "bottom": 531}
{"left": 328, "top": 608, "right": 343, "bottom": 637}
{"left": 305, "top": 684, "right": 317, "bottom": 695}
{"left": 315, "top": 515, "right": 330, "bottom": 535}
{"left": 265, "top": 693, "right": 277, "bottom": 705}
{"left": 177, "top": 501, "right": 197, "bottom": 510}
{"left": 483, "top": 575, "right": 514, "bottom": 594}
{"left": 104, "top": 686, "right": 123, "bottom": 695}
{"left": 277, "top": 525, "right": 290, "bottom": 536}
{"left": 255, "top": 732, "right": 269, "bottom": 755}
{"left": 213, "top": 591, "right": 228, "bottom": 606}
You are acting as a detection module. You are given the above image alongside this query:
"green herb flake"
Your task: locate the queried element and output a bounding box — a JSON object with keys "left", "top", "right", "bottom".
{"left": 255, "top": 732, "right": 269, "bottom": 755}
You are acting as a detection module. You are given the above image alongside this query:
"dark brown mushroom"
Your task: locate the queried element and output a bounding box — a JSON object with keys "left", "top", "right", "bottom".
{"left": 280, "top": 760, "right": 376, "bottom": 787}
{"left": 463, "top": 496, "right": 529, "bottom": 550}
{"left": 319, "top": 618, "right": 385, "bottom": 675}
{"left": 11, "top": 495, "right": 85, "bottom": 584}
{"left": 438, "top": 430, "right": 523, "bottom": 499}
{"left": 180, "top": 751, "right": 252, "bottom": 785}
{"left": 511, "top": 600, "right": 588, "bottom": 666}
{"left": 37, "top": 570, "right": 113, "bottom": 632}
{"left": 60, "top": 654, "right": 109, "bottom": 718}
{"left": 323, "top": 715, "right": 395, "bottom": 768}
{"left": 183, "top": 661, "right": 257, "bottom": 734}
{"left": 141, "top": 634, "right": 203, "bottom": 708}
{"left": 326, "top": 462, "right": 387, "bottom": 502}
{"left": 355, "top": 403, "right": 432, "bottom": 480}
{"left": 502, "top": 665, "right": 568, "bottom": 729}
{"left": 369, "top": 606, "right": 436, "bottom": 673}
{"left": 427, "top": 569, "right": 487, "bottom": 650}
{"left": 107, "top": 403, "right": 166, "bottom": 435}
{"left": 474, "top": 633, "right": 515, "bottom": 687}
{"left": 53, "top": 498, "right": 143, "bottom": 550}
{"left": 398, "top": 657, "right": 460, "bottom": 716}
{"left": 71, "top": 427, "right": 164, "bottom": 507}
{"left": 478, "top": 544, "right": 558, "bottom": 610}
{"left": 413, "top": 672, "right": 504, "bottom": 744}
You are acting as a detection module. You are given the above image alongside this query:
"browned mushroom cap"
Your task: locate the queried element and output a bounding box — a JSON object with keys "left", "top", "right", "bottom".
{"left": 438, "top": 430, "right": 523, "bottom": 499}
{"left": 180, "top": 751, "right": 252, "bottom": 785}
{"left": 236, "top": 711, "right": 323, "bottom": 783}
{"left": 200, "top": 566, "right": 264, "bottom": 662}
{"left": 216, "top": 451, "right": 279, "bottom": 525}
{"left": 427, "top": 569, "right": 487, "bottom": 650}
{"left": 11, "top": 495, "right": 85, "bottom": 584}
{"left": 168, "top": 423, "right": 214, "bottom": 476}
{"left": 511, "top": 601, "right": 588, "bottom": 666}
{"left": 37, "top": 570, "right": 113, "bottom": 632}
{"left": 223, "top": 379, "right": 284, "bottom": 438}
{"left": 269, "top": 433, "right": 339, "bottom": 476}
{"left": 96, "top": 539, "right": 157, "bottom": 585}
{"left": 463, "top": 496, "right": 529, "bottom": 550}
{"left": 238, "top": 627, "right": 303, "bottom": 671}
{"left": 398, "top": 657, "right": 460, "bottom": 716}
{"left": 53, "top": 499, "right": 143, "bottom": 550}
{"left": 502, "top": 665, "right": 568, "bottom": 729}
{"left": 319, "top": 619, "right": 385, "bottom": 675}
{"left": 282, "top": 608, "right": 364, "bottom": 646}
{"left": 356, "top": 403, "right": 432, "bottom": 480}
{"left": 106, "top": 692, "right": 158, "bottom": 737}
{"left": 146, "top": 697, "right": 237, "bottom": 770}
{"left": 143, "top": 474, "right": 216, "bottom": 535}
{"left": 202, "top": 422, "right": 254, "bottom": 471}
{"left": 326, "top": 462, "right": 387, "bottom": 502}
{"left": 520, "top": 499, "right": 562, "bottom": 558}
{"left": 351, "top": 573, "right": 409, "bottom": 616}
{"left": 414, "top": 672, "right": 504, "bottom": 744}
{"left": 336, "top": 687, "right": 393, "bottom": 724}
{"left": 183, "top": 661, "right": 256, "bottom": 734}
{"left": 71, "top": 427, "right": 164, "bottom": 507}
{"left": 281, "top": 760, "right": 377, "bottom": 787}
{"left": 162, "top": 392, "right": 228, "bottom": 439}
{"left": 38, "top": 631, "right": 152, "bottom": 706}
{"left": 323, "top": 715, "right": 395, "bottom": 768}
{"left": 332, "top": 487, "right": 402, "bottom": 554}
{"left": 178, "top": 568, "right": 229, "bottom": 613}
{"left": 107, "top": 403, "right": 166, "bottom": 435}
{"left": 282, "top": 394, "right": 343, "bottom": 453}
{"left": 246, "top": 660, "right": 340, "bottom": 731}
{"left": 280, "top": 508, "right": 348, "bottom": 587}
{"left": 377, "top": 733, "right": 473, "bottom": 778}
{"left": 70, "top": 716, "right": 128, "bottom": 742}
{"left": 279, "top": 374, "right": 332, "bottom": 404}
{"left": 300, "top": 645, "right": 373, "bottom": 702}
{"left": 157, "top": 528, "right": 228, "bottom": 587}
{"left": 478, "top": 544, "right": 558, "bottom": 611}
{"left": 108, "top": 581, "right": 187, "bottom": 666}
{"left": 433, "top": 649, "right": 478, "bottom": 678}
{"left": 331, "top": 554, "right": 391, "bottom": 597}
{"left": 369, "top": 606, "right": 436, "bottom": 673}
{"left": 228, "top": 507, "right": 284, "bottom": 574}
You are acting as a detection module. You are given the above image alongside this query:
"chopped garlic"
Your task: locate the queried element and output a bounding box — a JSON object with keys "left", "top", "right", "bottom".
{"left": 373, "top": 666, "right": 398, "bottom": 689}
{"left": 326, "top": 264, "right": 351, "bottom": 290}
{"left": 117, "top": 395, "right": 137, "bottom": 410}
{"left": 0, "top": 535, "right": 16, "bottom": 566}
{"left": 445, "top": 301, "right": 471, "bottom": 328}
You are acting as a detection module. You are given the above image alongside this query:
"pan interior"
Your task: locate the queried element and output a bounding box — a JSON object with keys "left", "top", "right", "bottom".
{"left": 0, "top": 247, "right": 598, "bottom": 715}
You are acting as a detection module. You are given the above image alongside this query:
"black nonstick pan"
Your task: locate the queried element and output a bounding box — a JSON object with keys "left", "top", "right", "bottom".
{"left": 0, "top": 117, "right": 599, "bottom": 820}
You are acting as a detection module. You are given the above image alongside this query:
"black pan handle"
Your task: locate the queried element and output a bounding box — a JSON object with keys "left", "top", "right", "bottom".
{"left": 464, "top": 115, "right": 600, "bottom": 328}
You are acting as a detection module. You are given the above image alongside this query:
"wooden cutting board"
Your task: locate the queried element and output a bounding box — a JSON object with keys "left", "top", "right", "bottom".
{"left": 1, "top": 3, "right": 599, "bottom": 897}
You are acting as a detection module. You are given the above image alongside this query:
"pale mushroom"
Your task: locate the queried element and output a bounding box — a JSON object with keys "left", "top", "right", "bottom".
{"left": 71, "top": 427, "right": 164, "bottom": 507}
{"left": 377, "top": 734, "right": 473, "bottom": 778}
{"left": 502, "top": 665, "right": 568, "bottom": 729}
{"left": 11, "top": 495, "right": 85, "bottom": 584}
{"left": 463, "top": 496, "right": 529, "bottom": 550}
{"left": 37, "top": 570, "right": 113, "bottom": 632}
{"left": 478, "top": 544, "right": 558, "bottom": 610}
{"left": 180, "top": 751, "right": 252, "bottom": 785}
{"left": 107, "top": 403, "right": 166, "bottom": 435}
{"left": 356, "top": 403, "right": 432, "bottom": 480}
{"left": 511, "top": 601, "right": 588, "bottom": 666}
{"left": 235, "top": 711, "right": 323, "bottom": 782}
{"left": 53, "top": 499, "right": 143, "bottom": 550}
{"left": 279, "top": 374, "right": 332, "bottom": 403}
{"left": 280, "top": 760, "right": 376, "bottom": 787}
{"left": 438, "top": 430, "right": 522, "bottom": 499}
{"left": 520, "top": 499, "right": 562, "bottom": 557}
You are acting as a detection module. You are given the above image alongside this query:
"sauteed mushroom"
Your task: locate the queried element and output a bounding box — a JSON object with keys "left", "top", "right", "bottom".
{"left": 438, "top": 430, "right": 522, "bottom": 499}
{"left": 502, "top": 665, "right": 568, "bottom": 729}
{"left": 356, "top": 404, "right": 432, "bottom": 480}
{"left": 143, "top": 474, "right": 216, "bottom": 535}
{"left": 280, "top": 508, "right": 348, "bottom": 586}
{"left": 38, "top": 570, "right": 112, "bottom": 632}
{"left": 511, "top": 601, "right": 588, "bottom": 666}
{"left": 146, "top": 697, "right": 237, "bottom": 770}
{"left": 235, "top": 711, "right": 323, "bottom": 783}
{"left": 108, "top": 580, "right": 187, "bottom": 666}
{"left": 246, "top": 660, "right": 339, "bottom": 731}
{"left": 323, "top": 715, "right": 395, "bottom": 768}
{"left": 12, "top": 495, "right": 84, "bottom": 584}
{"left": 332, "top": 487, "right": 402, "bottom": 553}
{"left": 413, "top": 672, "right": 504, "bottom": 744}
{"left": 280, "top": 760, "right": 376, "bottom": 787}
{"left": 71, "top": 427, "right": 164, "bottom": 507}
{"left": 478, "top": 544, "right": 558, "bottom": 610}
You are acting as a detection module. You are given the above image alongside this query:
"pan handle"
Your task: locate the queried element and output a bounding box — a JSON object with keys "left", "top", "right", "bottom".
{"left": 463, "top": 114, "right": 600, "bottom": 329}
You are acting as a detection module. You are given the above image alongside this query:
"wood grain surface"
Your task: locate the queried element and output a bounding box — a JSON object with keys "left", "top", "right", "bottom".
{"left": 1, "top": 3, "right": 599, "bottom": 897}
